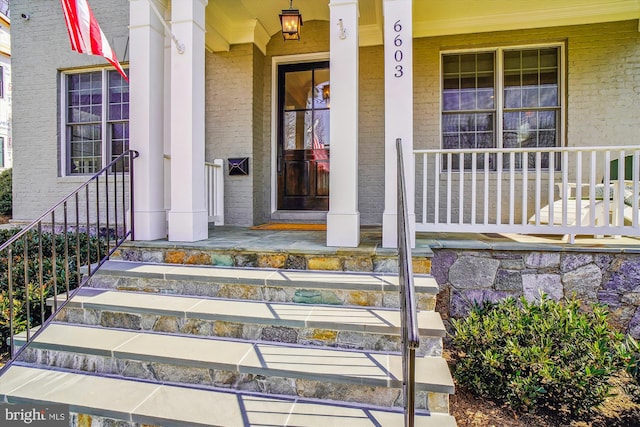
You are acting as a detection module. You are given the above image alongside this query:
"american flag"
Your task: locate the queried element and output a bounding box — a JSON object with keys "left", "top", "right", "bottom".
{"left": 60, "top": 0, "right": 128, "bottom": 82}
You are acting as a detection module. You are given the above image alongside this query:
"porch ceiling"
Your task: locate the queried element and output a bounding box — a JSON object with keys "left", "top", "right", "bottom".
{"left": 205, "top": 0, "right": 639, "bottom": 53}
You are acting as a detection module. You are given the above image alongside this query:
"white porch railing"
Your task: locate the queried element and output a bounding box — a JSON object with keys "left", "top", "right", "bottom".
{"left": 414, "top": 146, "right": 640, "bottom": 240}
{"left": 163, "top": 155, "right": 224, "bottom": 225}
{"left": 205, "top": 159, "right": 224, "bottom": 225}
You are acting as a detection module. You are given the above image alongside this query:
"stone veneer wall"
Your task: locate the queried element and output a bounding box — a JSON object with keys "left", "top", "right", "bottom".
{"left": 432, "top": 249, "right": 640, "bottom": 338}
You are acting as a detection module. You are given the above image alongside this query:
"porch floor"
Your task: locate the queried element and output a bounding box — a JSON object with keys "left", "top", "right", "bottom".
{"left": 127, "top": 224, "right": 640, "bottom": 256}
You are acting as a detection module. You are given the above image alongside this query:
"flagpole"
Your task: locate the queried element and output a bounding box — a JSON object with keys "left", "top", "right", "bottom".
{"left": 146, "top": 0, "right": 185, "bottom": 54}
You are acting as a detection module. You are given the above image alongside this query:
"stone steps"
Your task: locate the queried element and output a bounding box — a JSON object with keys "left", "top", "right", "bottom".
{"left": 3, "top": 260, "right": 456, "bottom": 425}
{"left": 0, "top": 365, "right": 457, "bottom": 427}
{"left": 87, "top": 260, "right": 439, "bottom": 309}
{"left": 53, "top": 287, "right": 445, "bottom": 356}
{"left": 17, "top": 322, "right": 453, "bottom": 409}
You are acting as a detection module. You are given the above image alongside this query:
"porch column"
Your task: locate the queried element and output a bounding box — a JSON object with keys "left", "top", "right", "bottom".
{"left": 327, "top": 0, "right": 360, "bottom": 247}
{"left": 382, "top": 0, "right": 415, "bottom": 248}
{"left": 129, "top": 0, "right": 167, "bottom": 240}
{"left": 168, "top": 0, "right": 208, "bottom": 242}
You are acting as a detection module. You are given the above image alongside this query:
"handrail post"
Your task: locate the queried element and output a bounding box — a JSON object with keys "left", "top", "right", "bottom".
{"left": 396, "top": 138, "right": 420, "bottom": 427}
{"left": 129, "top": 150, "right": 136, "bottom": 241}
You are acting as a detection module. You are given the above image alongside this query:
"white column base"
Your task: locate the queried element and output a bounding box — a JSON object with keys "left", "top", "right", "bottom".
{"left": 133, "top": 210, "right": 167, "bottom": 241}
{"left": 326, "top": 212, "right": 360, "bottom": 247}
{"left": 382, "top": 212, "right": 416, "bottom": 248}
{"left": 382, "top": 212, "right": 397, "bottom": 248}
{"left": 168, "top": 210, "right": 208, "bottom": 242}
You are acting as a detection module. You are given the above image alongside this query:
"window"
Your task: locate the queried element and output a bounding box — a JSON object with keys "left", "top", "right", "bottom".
{"left": 62, "top": 69, "right": 129, "bottom": 175}
{"left": 0, "top": 137, "right": 4, "bottom": 168}
{"left": 0, "top": 66, "right": 4, "bottom": 98}
{"left": 442, "top": 45, "right": 562, "bottom": 169}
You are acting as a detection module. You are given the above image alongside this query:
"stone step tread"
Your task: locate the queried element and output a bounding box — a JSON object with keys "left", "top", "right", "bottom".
{"left": 19, "top": 323, "right": 455, "bottom": 394}
{"left": 93, "top": 260, "right": 439, "bottom": 293}
{"left": 0, "top": 366, "right": 457, "bottom": 427}
{"left": 52, "top": 288, "right": 446, "bottom": 337}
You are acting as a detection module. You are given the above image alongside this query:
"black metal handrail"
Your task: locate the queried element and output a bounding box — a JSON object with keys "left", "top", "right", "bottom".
{"left": 396, "top": 138, "right": 420, "bottom": 427}
{"left": 0, "top": 150, "right": 138, "bottom": 374}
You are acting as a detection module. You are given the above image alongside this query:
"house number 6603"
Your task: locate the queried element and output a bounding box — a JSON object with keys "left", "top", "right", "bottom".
{"left": 393, "top": 20, "right": 404, "bottom": 78}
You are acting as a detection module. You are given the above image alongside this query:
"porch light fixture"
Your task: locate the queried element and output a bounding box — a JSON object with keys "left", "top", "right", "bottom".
{"left": 280, "top": 0, "right": 303, "bottom": 41}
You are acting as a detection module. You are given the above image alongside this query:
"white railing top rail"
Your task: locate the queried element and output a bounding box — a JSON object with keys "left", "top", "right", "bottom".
{"left": 415, "top": 145, "right": 639, "bottom": 155}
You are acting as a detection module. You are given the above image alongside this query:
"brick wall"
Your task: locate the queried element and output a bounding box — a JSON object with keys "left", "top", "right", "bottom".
{"left": 11, "top": 0, "right": 129, "bottom": 222}
{"left": 206, "top": 44, "right": 257, "bottom": 226}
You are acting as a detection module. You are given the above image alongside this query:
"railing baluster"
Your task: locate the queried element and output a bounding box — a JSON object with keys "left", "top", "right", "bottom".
{"left": 521, "top": 151, "right": 529, "bottom": 225}
{"left": 8, "top": 248, "right": 13, "bottom": 358}
{"left": 23, "top": 235, "right": 30, "bottom": 341}
{"left": 471, "top": 152, "right": 477, "bottom": 225}
{"left": 106, "top": 168, "right": 110, "bottom": 254}
{"left": 434, "top": 153, "right": 440, "bottom": 224}
{"left": 51, "top": 211, "right": 57, "bottom": 312}
{"left": 575, "top": 151, "right": 583, "bottom": 230}
{"left": 86, "top": 185, "right": 91, "bottom": 276}
{"left": 509, "top": 151, "right": 515, "bottom": 225}
{"left": 496, "top": 151, "right": 503, "bottom": 225}
{"left": 446, "top": 153, "right": 452, "bottom": 224}
{"left": 634, "top": 152, "right": 640, "bottom": 227}
{"left": 422, "top": 153, "right": 427, "bottom": 225}
{"left": 484, "top": 152, "right": 489, "bottom": 225}
{"left": 562, "top": 151, "right": 569, "bottom": 226}
{"left": 458, "top": 153, "right": 464, "bottom": 224}
{"left": 38, "top": 222, "right": 44, "bottom": 325}
{"left": 75, "top": 193, "right": 81, "bottom": 285}
{"left": 96, "top": 176, "right": 101, "bottom": 263}
{"left": 548, "top": 151, "right": 555, "bottom": 226}
{"left": 114, "top": 159, "right": 119, "bottom": 243}
{"left": 589, "top": 152, "right": 597, "bottom": 226}
{"left": 64, "top": 202, "right": 70, "bottom": 298}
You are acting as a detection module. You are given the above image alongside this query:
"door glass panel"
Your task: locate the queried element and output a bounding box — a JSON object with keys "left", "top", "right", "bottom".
{"left": 312, "top": 110, "right": 330, "bottom": 148}
{"left": 285, "top": 70, "right": 312, "bottom": 111}
{"left": 284, "top": 111, "right": 306, "bottom": 150}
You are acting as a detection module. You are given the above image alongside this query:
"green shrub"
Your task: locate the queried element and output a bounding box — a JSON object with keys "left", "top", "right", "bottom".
{"left": 0, "top": 168, "right": 11, "bottom": 216}
{"left": 450, "top": 295, "right": 626, "bottom": 420}
{"left": 0, "top": 228, "right": 106, "bottom": 355}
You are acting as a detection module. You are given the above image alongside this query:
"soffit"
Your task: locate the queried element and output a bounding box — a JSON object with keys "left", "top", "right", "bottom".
{"left": 205, "top": 0, "right": 640, "bottom": 52}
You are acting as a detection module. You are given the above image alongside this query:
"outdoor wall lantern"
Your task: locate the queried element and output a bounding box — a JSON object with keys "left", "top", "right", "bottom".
{"left": 280, "top": 0, "right": 303, "bottom": 41}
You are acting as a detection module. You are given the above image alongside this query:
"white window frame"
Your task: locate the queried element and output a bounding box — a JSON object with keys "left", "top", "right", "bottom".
{"left": 60, "top": 67, "right": 129, "bottom": 176}
{"left": 440, "top": 42, "right": 566, "bottom": 153}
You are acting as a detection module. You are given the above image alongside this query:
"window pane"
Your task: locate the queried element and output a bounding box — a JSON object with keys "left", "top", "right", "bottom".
{"left": 68, "top": 124, "right": 101, "bottom": 174}
{"left": 442, "top": 52, "right": 495, "bottom": 113}
{"left": 284, "top": 70, "right": 312, "bottom": 110}
{"left": 313, "top": 110, "right": 330, "bottom": 148}
{"left": 503, "top": 47, "right": 559, "bottom": 109}
{"left": 109, "top": 70, "right": 129, "bottom": 120}
{"left": 443, "top": 113, "right": 495, "bottom": 150}
{"left": 313, "top": 69, "right": 330, "bottom": 109}
{"left": 283, "top": 111, "right": 305, "bottom": 149}
{"left": 67, "top": 72, "right": 102, "bottom": 123}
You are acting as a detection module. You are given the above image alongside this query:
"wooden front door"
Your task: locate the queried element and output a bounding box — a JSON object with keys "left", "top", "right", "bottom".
{"left": 277, "top": 62, "right": 330, "bottom": 211}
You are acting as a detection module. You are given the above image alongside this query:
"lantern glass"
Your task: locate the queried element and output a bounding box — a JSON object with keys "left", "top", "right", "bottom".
{"left": 280, "top": 10, "right": 302, "bottom": 41}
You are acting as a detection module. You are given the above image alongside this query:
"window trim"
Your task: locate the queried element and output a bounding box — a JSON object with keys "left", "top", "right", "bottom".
{"left": 59, "top": 67, "right": 129, "bottom": 177}
{"left": 439, "top": 42, "right": 566, "bottom": 154}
